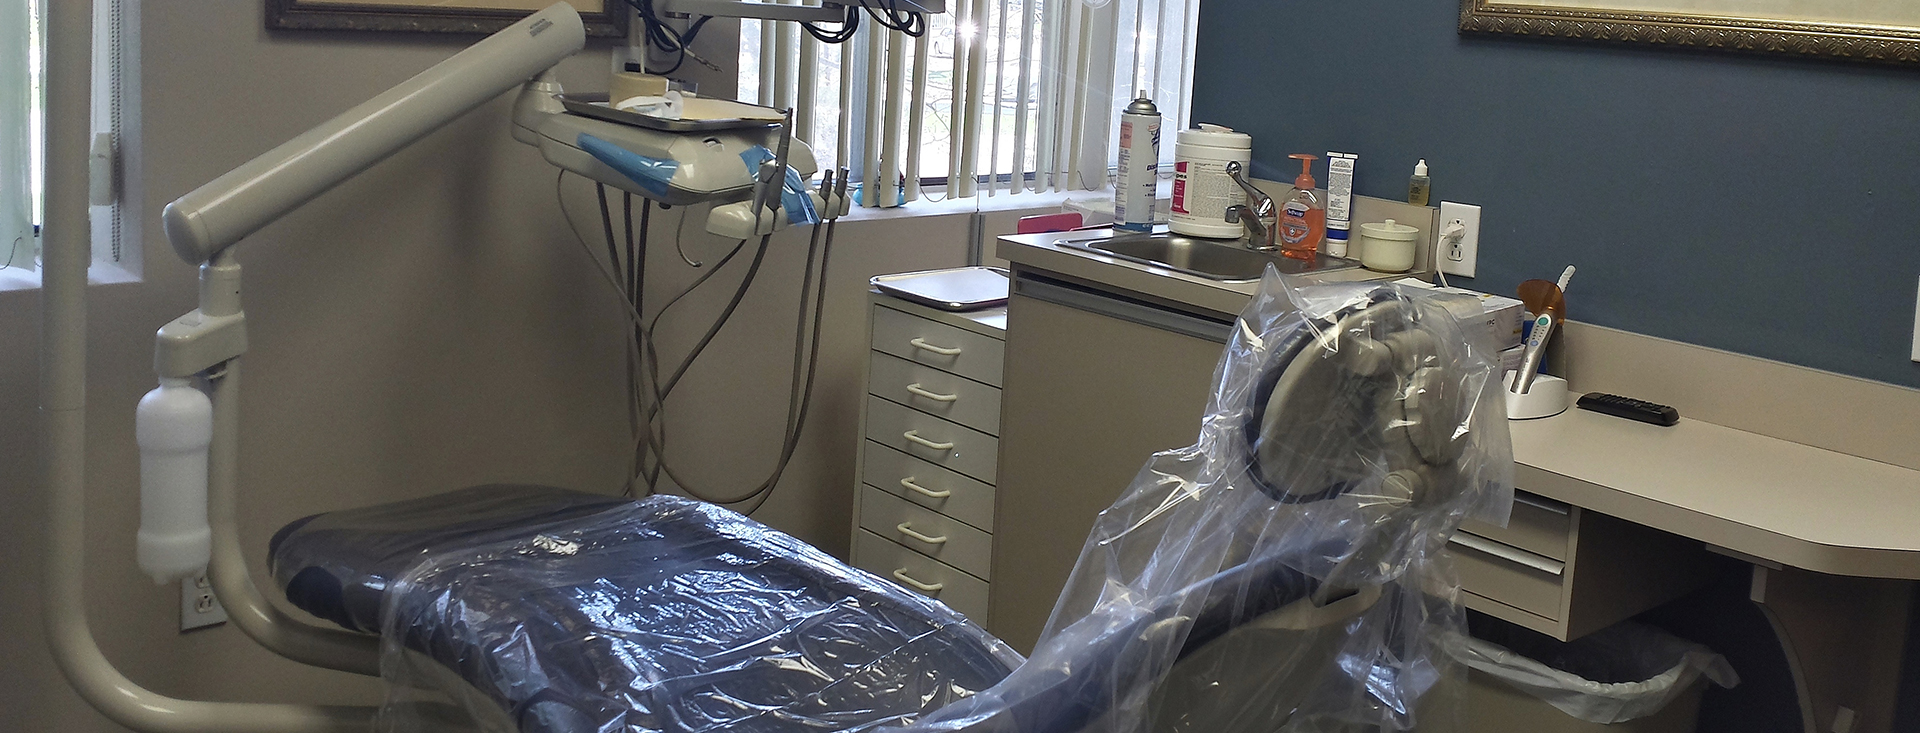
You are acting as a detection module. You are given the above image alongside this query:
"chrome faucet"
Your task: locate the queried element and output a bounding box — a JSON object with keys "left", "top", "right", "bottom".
{"left": 1224, "top": 161, "right": 1278, "bottom": 252}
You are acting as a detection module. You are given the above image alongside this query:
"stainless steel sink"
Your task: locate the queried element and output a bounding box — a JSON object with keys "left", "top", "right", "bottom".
{"left": 1057, "top": 232, "right": 1360, "bottom": 282}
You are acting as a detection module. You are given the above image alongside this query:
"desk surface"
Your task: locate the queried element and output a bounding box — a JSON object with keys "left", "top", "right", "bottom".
{"left": 1512, "top": 408, "right": 1920, "bottom": 580}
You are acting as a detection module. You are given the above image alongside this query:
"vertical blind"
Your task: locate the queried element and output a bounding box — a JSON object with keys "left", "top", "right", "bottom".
{"left": 741, "top": 0, "right": 1198, "bottom": 208}
{"left": 1, "top": 0, "right": 34, "bottom": 270}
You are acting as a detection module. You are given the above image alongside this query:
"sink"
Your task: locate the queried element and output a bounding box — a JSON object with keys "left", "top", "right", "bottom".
{"left": 1057, "top": 232, "right": 1361, "bottom": 282}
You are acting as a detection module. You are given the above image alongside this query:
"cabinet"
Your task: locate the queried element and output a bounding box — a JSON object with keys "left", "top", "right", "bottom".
{"left": 1452, "top": 494, "right": 1718, "bottom": 641}
{"left": 849, "top": 294, "right": 1007, "bottom": 623}
{"left": 988, "top": 275, "right": 1230, "bottom": 652}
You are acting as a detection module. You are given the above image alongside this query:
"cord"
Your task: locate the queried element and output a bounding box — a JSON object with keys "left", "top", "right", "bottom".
{"left": 858, "top": 0, "right": 925, "bottom": 36}
{"left": 632, "top": 233, "right": 775, "bottom": 499}
{"left": 562, "top": 170, "right": 836, "bottom": 513}
{"left": 622, "top": 0, "right": 716, "bottom": 75}
{"left": 802, "top": 5, "right": 860, "bottom": 44}
{"left": 632, "top": 235, "right": 751, "bottom": 491}
{"left": 735, "top": 217, "right": 838, "bottom": 514}
{"left": 643, "top": 222, "right": 834, "bottom": 509}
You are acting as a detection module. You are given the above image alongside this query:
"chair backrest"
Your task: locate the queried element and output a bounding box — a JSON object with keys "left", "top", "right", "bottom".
{"left": 895, "top": 278, "right": 1513, "bottom": 733}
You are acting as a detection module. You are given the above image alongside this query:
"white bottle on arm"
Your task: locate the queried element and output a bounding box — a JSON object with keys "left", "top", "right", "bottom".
{"left": 135, "top": 377, "right": 213, "bottom": 584}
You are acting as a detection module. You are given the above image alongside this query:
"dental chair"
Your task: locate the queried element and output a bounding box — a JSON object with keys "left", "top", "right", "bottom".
{"left": 266, "top": 277, "right": 1513, "bottom": 733}
{"left": 40, "top": 6, "right": 1499, "bottom": 732}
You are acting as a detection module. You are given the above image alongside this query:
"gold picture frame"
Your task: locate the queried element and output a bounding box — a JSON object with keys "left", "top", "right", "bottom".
{"left": 1459, "top": 0, "right": 1920, "bottom": 65}
{"left": 267, "top": 0, "right": 629, "bottom": 37}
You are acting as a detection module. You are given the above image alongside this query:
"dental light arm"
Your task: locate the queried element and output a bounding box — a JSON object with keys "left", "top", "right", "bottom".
{"left": 141, "top": 1, "right": 585, "bottom": 676}
{"left": 163, "top": 5, "right": 586, "bottom": 265}
{"left": 42, "top": 7, "right": 585, "bottom": 732}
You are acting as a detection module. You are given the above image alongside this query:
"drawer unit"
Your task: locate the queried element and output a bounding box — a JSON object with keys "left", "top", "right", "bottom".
{"left": 863, "top": 441, "right": 996, "bottom": 532}
{"left": 1448, "top": 500, "right": 1718, "bottom": 641}
{"left": 867, "top": 351, "right": 1004, "bottom": 435}
{"left": 853, "top": 530, "right": 992, "bottom": 620}
{"left": 860, "top": 486, "right": 994, "bottom": 579}
{"left": 872, "top": 305, "right": 1007, "bottom": 387}
{"left": 865, "top": 395, "right": 999, "bottom": 484}
{"left": 1460, "top": 490, "right": 1572, "bottom": 562}
{"left": 853, "top": 291, "right": 1008, "bottom": 624}
{"left": 1451, "top": 533, "right": 1566, "bottom": 620}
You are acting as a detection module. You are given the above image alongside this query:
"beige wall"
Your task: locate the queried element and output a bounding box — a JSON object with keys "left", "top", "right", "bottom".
{"left": 0, "top": 3, "right": 988, "bottom": 729}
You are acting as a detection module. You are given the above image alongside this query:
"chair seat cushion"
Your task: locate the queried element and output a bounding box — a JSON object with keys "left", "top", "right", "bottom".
{"left": 270, "top": 486, "right": 1018, "bottom": 733}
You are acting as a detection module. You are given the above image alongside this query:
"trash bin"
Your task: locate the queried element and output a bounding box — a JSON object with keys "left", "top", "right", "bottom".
{"left": 1449, "top": 620, "right": 1739, "bottom": 732}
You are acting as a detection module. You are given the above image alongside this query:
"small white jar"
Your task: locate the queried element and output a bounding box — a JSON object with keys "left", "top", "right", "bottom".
{"left": 1168, "top": 125, "right": 1253, "bottom": 239}
{"left": 1359, "top": 219, "right": 1420, "bottom": 273}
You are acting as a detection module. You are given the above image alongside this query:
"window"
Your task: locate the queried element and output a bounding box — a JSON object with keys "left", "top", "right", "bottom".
{"left": 738, "top": 0, "right": 1197, "bottom": 207}
{"left": 1, "top": 0, "right": 141, "bottom": 290}
{"left": 1, "top": 0, "right": 38, "bottom": 275}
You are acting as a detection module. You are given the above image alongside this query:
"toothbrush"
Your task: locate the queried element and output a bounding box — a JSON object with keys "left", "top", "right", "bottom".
{"left": 1513, "top": 276, "right": 1567, "bottom": 395}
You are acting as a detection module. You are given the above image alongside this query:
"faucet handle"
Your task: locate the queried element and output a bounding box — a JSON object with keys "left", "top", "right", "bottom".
{"left": 1225, "top": 161, "right": 1271, "bottom": 209}
{"left": 1225, "top": 162, "right": 1278, "bottom": 251}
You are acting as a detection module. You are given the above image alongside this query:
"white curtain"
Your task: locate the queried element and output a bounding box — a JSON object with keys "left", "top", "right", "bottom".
{"left": 0, "top": 0, "right": 33, "bottom": 271}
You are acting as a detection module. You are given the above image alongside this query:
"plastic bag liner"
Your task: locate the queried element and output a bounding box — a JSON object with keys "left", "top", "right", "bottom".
{"left": 364, "top": 491, "right": 1020, "bottom": 733}
{"left": 886, "top": 272, "right": 1514, "bottom": 733}
{"left": 1451, "top": 621, "right": 1739, "bottom": 724}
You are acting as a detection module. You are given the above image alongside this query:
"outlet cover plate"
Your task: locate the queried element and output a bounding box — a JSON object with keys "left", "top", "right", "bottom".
{"left": 1439, "top": 202, "right": 1481, "bottom": 278}
{"left": 181, "top": 572, "right": 228, "bottom": 631}
{"left": 1912, "top": 276, "right": 1919, "bottom": 363}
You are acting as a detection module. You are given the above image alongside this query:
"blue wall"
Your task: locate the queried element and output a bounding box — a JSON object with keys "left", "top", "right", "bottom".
{"left": 1191, "top": 1, "right": 1920, "bottom": 387}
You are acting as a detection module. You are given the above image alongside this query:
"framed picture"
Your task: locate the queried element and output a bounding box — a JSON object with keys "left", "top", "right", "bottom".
{"left": 1460, "top": 0, "right": 1920, "bottom": 65}
{"left": 267, "top": 0, "right": 629, "bottom": 37}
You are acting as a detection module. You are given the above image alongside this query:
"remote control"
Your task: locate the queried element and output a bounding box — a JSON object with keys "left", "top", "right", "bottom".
{"left": 1576, "top": 393, "right": 1679, "bottom": 426}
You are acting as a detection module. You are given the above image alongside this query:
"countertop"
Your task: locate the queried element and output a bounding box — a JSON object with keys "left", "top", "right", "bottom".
{"left": 1512, "top": 408, "right": 1920, "bottom": 580}
{"left": 998, "top": 230, "right": 1920, "bottom": 580}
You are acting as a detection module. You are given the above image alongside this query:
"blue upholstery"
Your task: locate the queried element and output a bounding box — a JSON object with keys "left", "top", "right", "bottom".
{"left": 271, "top": 486, "right": 1017, "bottom": 733}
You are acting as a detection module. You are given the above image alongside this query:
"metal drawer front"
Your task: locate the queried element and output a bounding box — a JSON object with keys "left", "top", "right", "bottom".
{"left": 865, "top": 395, "right": 999, "bottom": 483}
{"left": 859, "top": 486, "right": 994, "bottom": 579}
{"left": 1448, "top": 532, "right": 1565, "bottom": 620}
{"left": 863, "top": 441, "right": 997, "bottom": 532}
{"left": 1459, "top": 491, "right": 1573, "bottom": 562}
{"left": 872, "top": 305, "right": 1006, "bottom": 387}
{"left": 852, "top": 530, "right": 990, "bottom": 621}
{"left": 867, "top": 351, "right": 1004, "bottom": 436}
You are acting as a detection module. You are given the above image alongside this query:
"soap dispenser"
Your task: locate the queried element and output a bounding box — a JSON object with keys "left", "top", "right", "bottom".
{"left": 1278, "top": 153, "right": 1325, "bottom": 260}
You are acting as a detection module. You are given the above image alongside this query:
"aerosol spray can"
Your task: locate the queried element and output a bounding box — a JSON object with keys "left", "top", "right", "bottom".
{"left": 1113, "top": 95, "right": 1161, "bottom": 232}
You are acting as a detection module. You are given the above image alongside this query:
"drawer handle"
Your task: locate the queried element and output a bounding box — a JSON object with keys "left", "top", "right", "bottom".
{"left": 1449, "top": 533, "right": 1566, "bottom": 576}
{"left": 909, "top": 337, "right": 963, "bottom": 356}
{"left": 901, "top": 477, "right": 952, "bottom": 499}
{"left": 895, "top": 522, "right": 949, "bottom": 545}
{"left": 902, "top": 430, "right": 955, "bottom": 451}
{"left": 905, "top": 383, "right": 959, "bottom": 403}
{"left": 892, "top": 568, "right": 945, "bottom": 593}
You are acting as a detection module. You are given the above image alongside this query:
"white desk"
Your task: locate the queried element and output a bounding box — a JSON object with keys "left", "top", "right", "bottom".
{"left": 1512, "top": 408, "right": 1920, "bottom": 580}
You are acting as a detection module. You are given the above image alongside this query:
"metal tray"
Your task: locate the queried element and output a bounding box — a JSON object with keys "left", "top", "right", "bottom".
{"left": 559, "top": 93, "right": 782, "bottom": 133}
{"left": 870, "top": 267, "right": 1011, "bottom": 311}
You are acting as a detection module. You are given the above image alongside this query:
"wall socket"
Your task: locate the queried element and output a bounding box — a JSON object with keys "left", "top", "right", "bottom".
{"left": 181, "top": 572, "right": 228, "bottom": 632}
{"left": 1438, "top": 202, "right": 1482, "bottom": 279}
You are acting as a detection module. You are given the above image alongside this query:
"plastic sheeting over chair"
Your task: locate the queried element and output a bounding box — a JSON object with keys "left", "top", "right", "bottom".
{"left": 885, "top": 273, "right": 1514, "bottom": 733}
{"left": 272, "top": 488, "right": 1020, "bottom": 733}
{"left": 269, "top": 271, "right": 1511, "bottom": 733}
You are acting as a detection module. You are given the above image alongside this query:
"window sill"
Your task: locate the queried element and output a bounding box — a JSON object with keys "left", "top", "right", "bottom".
{"left": 836, "top": 187, "right": 1108, "bottom": 223}
{"left": 0, "top": 267, "right": 38, "bottom": 292}
{"left": 0, "top": 261, "right": 142, "bottom": 292}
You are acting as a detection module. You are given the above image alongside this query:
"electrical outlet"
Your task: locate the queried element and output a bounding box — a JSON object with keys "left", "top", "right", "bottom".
{"left": 1438, "top": 202, "right": 1482, "bottom": 279}
{"left": 180, "top": 572, "right": 227, "bottom": 632}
